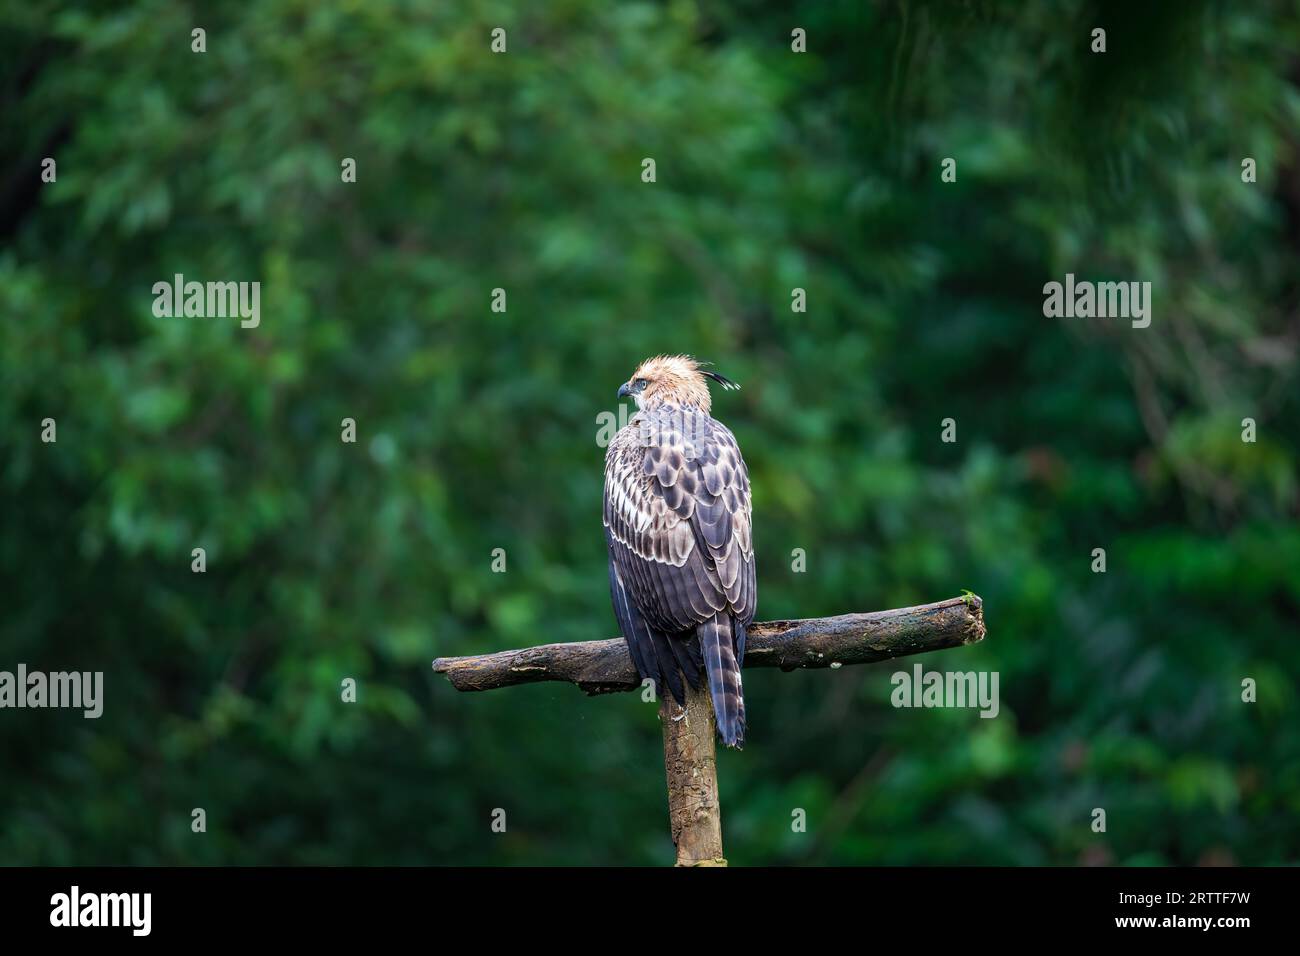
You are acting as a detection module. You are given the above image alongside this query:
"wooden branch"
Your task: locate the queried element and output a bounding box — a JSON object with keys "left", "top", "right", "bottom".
{"left": 432, "top": 594, "right": 985, "bottom": 695}
{"left": 433, "top": 594, "right": 986, "bottom": 868}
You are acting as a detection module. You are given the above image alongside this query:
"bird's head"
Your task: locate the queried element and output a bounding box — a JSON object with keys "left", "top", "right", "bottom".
{"left": 617, "top": 354, "right": 739, "bottom": 414}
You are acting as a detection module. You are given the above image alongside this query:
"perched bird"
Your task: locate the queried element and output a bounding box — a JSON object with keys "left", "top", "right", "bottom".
{"left": 603, "top": 355, "right": 756, "bottom": 747}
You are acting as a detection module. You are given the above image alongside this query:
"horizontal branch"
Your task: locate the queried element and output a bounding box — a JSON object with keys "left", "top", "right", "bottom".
{"left": 432, "top": 594, "right": 985, "bottom": 695}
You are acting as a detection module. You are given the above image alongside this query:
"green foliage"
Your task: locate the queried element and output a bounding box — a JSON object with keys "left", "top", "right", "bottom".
{"left": 1, "top": 0, "right": 1297, "bottom": 865}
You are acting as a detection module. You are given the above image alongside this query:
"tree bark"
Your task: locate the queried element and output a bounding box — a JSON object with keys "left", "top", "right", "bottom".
{"left": 432, "top": 594, "right": 984, "bottom": 694}
{"left": 660, "top": 683, "right": 726, "bottom": 867}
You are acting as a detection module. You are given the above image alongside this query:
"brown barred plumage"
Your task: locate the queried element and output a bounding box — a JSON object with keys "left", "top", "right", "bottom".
{"left": 604, "top": 356, "right": 755, "bottom": 747}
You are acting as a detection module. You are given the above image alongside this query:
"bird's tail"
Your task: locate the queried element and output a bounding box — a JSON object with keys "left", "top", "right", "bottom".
{"left": 697, "top": 613, "right": 746, "bottom": 749}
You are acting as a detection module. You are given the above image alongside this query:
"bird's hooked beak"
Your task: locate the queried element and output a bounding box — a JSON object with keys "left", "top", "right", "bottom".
{"left": 617, "top": 382, "right": 632, "bottom": 399}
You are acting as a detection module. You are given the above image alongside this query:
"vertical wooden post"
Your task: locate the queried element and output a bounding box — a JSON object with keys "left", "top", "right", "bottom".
{"left": 659, "top": 682, "right": 726, "bottom": 866}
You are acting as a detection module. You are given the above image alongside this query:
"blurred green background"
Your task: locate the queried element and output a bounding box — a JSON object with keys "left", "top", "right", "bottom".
{"left": 2, "top": 0, "right": 1298, "bottom": 866}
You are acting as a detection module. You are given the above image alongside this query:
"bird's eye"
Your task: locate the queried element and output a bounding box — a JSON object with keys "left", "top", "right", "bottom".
{"left": 633, "top": 378, "right": 648, "bottom": 392}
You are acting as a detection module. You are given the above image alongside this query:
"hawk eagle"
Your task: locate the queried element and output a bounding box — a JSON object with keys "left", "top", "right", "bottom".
{"left": 603, "top": 355, "right": 756, "bottom": 748}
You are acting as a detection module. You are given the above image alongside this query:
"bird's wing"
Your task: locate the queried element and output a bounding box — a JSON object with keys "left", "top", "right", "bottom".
{"left": 603, "top": 406, "right": 756, "bottom": 641}
{"left": 605, "top": 527, "right": 702, "bottom": 704}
